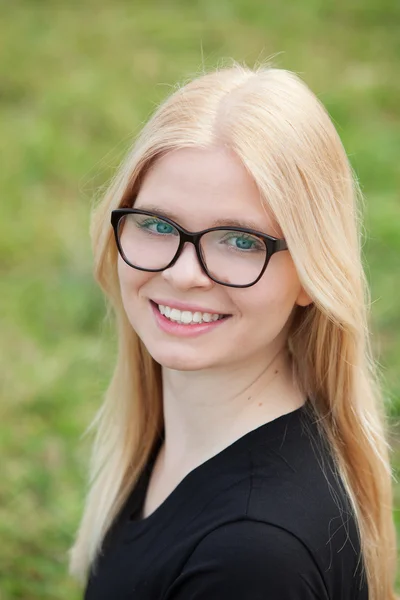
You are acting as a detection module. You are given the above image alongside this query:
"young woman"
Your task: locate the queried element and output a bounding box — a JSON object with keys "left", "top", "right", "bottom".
{"left": 69, "top": 64, "right": 398, "bottom": 600}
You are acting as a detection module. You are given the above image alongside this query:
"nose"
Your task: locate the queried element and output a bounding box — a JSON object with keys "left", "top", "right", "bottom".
{"left": 161, "top": 242, "right": 214, "bottom": 290}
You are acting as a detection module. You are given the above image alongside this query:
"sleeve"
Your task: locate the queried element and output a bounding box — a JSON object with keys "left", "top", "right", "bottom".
{"left": 164, "top": 521, "right": 329, "bottom": 600}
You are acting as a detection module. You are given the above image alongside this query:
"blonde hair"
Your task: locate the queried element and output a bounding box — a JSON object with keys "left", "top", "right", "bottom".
{"left": 69, "top": 62, "right": 398, "bottom": 599}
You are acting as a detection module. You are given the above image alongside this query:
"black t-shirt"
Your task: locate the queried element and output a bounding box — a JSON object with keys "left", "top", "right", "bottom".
{"left": 84, "top": 402, "right": 368, "bottom": 599}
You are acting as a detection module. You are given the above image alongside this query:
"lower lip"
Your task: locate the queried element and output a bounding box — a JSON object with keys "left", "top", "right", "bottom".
{"left": 150, "top": 301, "right": 231, "bottom": 337}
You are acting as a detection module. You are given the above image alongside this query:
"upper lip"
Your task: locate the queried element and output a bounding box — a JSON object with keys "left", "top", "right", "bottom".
{"left": 150, "top": 298, "right": 230, "bottom": 315}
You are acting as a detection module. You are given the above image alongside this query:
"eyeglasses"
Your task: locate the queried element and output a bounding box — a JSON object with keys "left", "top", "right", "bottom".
{"left": 111, "top": 208, "right": 288, "bottom": 288}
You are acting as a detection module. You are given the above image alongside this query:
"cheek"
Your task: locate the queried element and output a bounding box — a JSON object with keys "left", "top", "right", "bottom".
{"left": 235, "top": 261, "right": 301, "bottom": 333}
{"left": 117, "top": 257, "right": 135, "bottom": 298}
{"left": 117, "top": 257, "right": 151, "bottom": 313}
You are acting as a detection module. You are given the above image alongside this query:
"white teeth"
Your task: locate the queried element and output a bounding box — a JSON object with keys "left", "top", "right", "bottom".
{"left": 170, "top": 308, "right": 181, "bottom": 321}
{"left": 156, "top": 304, "right": 225, "bottom": 325}
{"left": 181, "top": 311, "right": 192, "bottom": 324}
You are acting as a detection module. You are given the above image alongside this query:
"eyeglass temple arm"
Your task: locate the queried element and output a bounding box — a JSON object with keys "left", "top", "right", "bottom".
{"left": 275, "top": 239, "right": 289, "bottom": 252}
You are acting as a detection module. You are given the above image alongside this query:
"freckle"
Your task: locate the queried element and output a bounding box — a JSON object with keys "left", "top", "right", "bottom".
{"left": 258, "top": 402, "right": 262, "bottom": 407}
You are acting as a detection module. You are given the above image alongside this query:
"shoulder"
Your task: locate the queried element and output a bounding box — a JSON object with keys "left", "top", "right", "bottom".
{"left": 165, "top": 520, "right": 329, "bottom": 599}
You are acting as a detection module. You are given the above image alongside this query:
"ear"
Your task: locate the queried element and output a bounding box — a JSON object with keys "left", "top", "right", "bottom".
{"left": 296, "top": 286, "right": 313, "bottom": 307}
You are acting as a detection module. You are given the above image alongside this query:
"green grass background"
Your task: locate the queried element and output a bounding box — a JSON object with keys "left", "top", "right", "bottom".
{"left": 1, "top": 2, "right": 399, "bottom": 598}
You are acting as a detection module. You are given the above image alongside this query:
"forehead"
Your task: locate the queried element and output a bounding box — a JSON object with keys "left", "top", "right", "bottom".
{"left": 134, "top": 146, "right": 282, "bottom": 236}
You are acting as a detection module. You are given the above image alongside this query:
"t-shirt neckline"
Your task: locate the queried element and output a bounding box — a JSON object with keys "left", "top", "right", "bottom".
{"left": 123, "top": 402, "right": 309, "bottom": 534}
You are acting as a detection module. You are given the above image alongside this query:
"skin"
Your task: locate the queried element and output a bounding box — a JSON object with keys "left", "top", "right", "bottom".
{"left": 117, "top": 145, "right": 313, "bottom": 517}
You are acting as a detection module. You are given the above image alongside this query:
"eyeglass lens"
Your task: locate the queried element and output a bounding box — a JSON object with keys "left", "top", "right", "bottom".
{"left": 117, "top": 213, "right": 268, "bottom": 286}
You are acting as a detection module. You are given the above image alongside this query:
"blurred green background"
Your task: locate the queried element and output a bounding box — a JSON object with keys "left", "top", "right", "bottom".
{"left": 1, "top": 2, "right": 399, "bottom": 598}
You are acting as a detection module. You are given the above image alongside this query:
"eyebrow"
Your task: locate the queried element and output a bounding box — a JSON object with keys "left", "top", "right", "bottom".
{"left": 134, "top": 203, "right": 272, "bottom": 233}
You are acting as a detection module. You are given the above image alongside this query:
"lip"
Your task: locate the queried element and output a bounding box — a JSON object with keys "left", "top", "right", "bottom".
{"left": 150, "top": 298, "right": 230, "bottom": 316}
{"left": 149, "top": 300, "right": 231, "bottom": 337}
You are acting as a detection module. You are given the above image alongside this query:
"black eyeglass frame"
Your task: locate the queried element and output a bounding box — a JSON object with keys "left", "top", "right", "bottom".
{"left": 111, "top": 208, "right": 289, "bottom": 289}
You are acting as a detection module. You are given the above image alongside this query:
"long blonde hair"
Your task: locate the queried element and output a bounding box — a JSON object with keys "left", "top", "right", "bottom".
{"left": 69, "top": 62, "right": 398, "bottom": 599}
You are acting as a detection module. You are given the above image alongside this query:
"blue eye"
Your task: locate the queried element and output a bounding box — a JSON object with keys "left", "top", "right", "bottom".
{"left": 221, "top": 233, "right": 264, "bottom": 252}
{"left": 139, "top": 218, "right": 177, "bottom": 235}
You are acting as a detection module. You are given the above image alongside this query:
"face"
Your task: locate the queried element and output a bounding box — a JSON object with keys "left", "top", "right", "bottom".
{"left": 117, "top": 146, "right": 311, "bottom": 371}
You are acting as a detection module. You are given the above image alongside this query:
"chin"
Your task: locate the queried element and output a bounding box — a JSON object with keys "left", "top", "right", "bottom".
{"left": 144, "top": 343, "right": 217, "bottom": 372}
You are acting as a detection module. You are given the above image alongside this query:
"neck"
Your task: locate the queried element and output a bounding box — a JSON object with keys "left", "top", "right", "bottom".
{"left": 158, "top": 344, "right": 305, "bottom": 476}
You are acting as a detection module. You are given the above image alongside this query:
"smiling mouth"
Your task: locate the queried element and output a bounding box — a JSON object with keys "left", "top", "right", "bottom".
{"left": 150, "top": 300, "right": 231, "bottom": 325}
